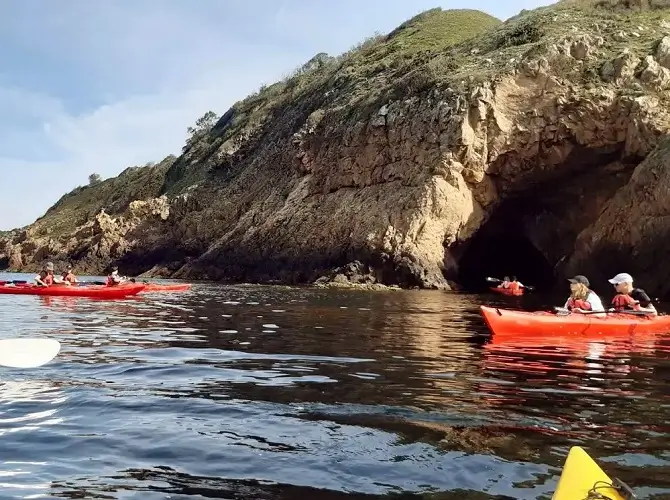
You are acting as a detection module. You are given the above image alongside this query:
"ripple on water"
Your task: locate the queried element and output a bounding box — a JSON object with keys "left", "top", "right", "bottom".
{"left": 0, "top": 280, "right": 665, "bottom": 498}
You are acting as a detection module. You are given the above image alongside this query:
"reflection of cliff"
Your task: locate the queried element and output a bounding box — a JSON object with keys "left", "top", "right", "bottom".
{"left": 2, "top": 4, "right": 670, "bottom": 292}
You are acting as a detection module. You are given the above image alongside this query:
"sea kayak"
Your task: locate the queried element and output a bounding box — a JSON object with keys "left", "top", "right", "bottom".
{"left": 489, "top": 286, "right": 523, "bottom": 296}
{"left": 552, "top": 446, "right": 627, "bottom": 500}
{"left": 141, "top": 283, "right": 192, "bottom": 293}
{"left": 480, "top": 305, "right": 670, "bottom": 336}
{"left": 0, "top": 283, "right": 146, "bottom": 299}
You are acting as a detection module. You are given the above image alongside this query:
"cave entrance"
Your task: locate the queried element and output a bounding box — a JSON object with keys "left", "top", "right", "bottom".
{"left": 455, "top": 196, "right": 556, "bottom": 292}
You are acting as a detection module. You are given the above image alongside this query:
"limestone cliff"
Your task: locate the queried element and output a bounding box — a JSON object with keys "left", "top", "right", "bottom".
{"left": 4, "top": 2, "right": 670, "bottom": 293}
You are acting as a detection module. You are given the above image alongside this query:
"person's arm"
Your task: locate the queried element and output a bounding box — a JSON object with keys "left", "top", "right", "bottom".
{"left": 634, "top": 290, "right": 657, "bottom": 314}
{"left": 35, "top": 275, "right": 46, "bottom": 286}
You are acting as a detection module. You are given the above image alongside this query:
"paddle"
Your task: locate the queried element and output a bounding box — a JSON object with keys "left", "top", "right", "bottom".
{"left": 486, "top": 277, "right": 535, "bottom": 291}
{"left": 552, "top": 306, "right": 657, "bottom": 317}
{"left": 0, "top": 280, "right": 28, "bottom": 286}
{"left": 0, "top": 339, "right": 61, "bottom": 368}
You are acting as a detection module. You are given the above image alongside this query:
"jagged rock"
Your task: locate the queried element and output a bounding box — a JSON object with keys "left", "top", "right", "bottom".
{"left": 640, "top": 55, "right": 670, "bottom": 90}
{"left": 655, "top": 35, "right": 670, "bottom": 69}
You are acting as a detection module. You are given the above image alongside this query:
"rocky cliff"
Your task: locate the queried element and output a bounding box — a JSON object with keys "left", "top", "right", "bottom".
{"left": 5, "top": 1, "right": 670, "bottom": 293}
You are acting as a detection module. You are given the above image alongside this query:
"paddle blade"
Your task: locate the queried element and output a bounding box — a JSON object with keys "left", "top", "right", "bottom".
{"left": 0, "top": 339, "right": 61, "bottom": 368}
{"left": 485, "top": 277, "right": 501, "bottom": 283}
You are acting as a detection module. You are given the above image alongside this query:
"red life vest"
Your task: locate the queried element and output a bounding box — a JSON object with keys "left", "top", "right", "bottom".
{"left": 566, "top": 298, "right": 592, "bottom": 311}
{"left": 509, "top": 281, "right": 521, "bottom": 291}
{"left": 611, "top": 293, "right": 638, "bottom": 311}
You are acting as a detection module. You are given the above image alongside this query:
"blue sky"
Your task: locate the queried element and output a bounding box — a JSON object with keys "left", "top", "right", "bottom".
{"left": 0, "top": 0, "right": 553, "bottom": 230}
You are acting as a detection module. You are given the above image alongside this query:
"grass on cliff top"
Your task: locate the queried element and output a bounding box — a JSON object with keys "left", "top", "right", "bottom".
{"left": 31, "top": 156, "right": 176, "bottom": 238}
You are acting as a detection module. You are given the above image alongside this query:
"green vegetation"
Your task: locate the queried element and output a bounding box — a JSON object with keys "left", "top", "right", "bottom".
{"left": 33, "top": 157, "right": 176, "bottom": 237}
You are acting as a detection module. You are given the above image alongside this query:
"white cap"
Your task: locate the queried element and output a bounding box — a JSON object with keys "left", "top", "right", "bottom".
{"left": 608, "top": 272, "right": 633, "bottom": 285}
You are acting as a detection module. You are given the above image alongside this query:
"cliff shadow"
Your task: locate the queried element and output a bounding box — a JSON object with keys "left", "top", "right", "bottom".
{"left": 452, "top": 145, "right": 640, "bottom": 293}
{"left": 454, "top": 195, "right": 557, "bottom": 292}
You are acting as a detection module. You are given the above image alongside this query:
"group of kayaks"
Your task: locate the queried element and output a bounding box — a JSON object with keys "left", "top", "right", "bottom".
{"left": 0, "top": 281, "right": 192, "bottom": 299}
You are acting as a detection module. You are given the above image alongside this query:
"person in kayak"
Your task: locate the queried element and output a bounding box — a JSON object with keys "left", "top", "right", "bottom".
{"left": 498, "top": 276, "right": 523, "bottom": 292}
{"left": 35, "top": 262, "right": 55, "bottom": 287}
{"left": 608, "top": 272, "right": 657, "bottom": 316}
{"left": 61, "top": 265, "right": 78, "bottom": 285}
{"left": 106, "top": 266, "right": 126, "bottom": 286}
{"left": 497, "top": 276, "right": 512, "bottom": 288}
{"left": 563, "top": 275, "right": 605, "bottom": 314}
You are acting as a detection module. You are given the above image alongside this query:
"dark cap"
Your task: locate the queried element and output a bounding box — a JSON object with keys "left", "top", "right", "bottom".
{"left": 568, "top": 275, "right": 589, "bottom": 287}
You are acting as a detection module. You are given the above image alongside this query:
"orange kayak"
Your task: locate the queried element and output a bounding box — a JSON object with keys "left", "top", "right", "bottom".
{"left": 0, "top": 283, "right": 146, "bottom": 299}
{"left": 481, "top": 305, "right": 670, "bottom": 336}
{"left": 489, "top": 286, "right": 523, "bottom": 296}
{"left": 141, "top": 283, "right": 192, "bottom": 293}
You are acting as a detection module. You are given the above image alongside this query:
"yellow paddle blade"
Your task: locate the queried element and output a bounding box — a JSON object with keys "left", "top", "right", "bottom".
{"left": 552, "top": 446, "right": 626, "bottom": 500}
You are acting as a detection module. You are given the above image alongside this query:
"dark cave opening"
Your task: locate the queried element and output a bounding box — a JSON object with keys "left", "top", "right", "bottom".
{"left": 455, "top": 197, "right": 557, "bottom": 292}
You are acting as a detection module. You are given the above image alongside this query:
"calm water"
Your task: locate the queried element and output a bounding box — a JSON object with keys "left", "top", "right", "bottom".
{"left": 0, "top": 274, "right": 668, "bottom": 499}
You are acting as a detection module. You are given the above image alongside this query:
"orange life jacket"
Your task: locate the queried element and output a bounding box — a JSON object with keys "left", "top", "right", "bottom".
{"left": 611, "top": 293, "right": 639, "bottom": 311}
{"left": 62, "top": 272, "right": 76, "bottom": 284}
{"left": 566, "top": 297, "right": 592, "bottom": 311}
{"left": 508, "top": 281, "right": 521, "bottom": 291}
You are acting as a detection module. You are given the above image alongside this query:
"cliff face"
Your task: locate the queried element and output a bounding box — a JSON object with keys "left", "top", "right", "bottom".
{"left": 5, "top": 3, "right": 670, "bottom": 293}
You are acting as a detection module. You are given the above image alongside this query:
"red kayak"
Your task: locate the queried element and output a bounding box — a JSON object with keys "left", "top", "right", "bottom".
{"left": 0, "top": 283, "right": 146, "bottom": 299}
{"left": 480, "top": 305, "right": 670, "bottom": 337}
{"left": 141, "top": 283, "right": 192, "bottom": 293}
{"left": 489, "top": 286, "right": 523, "bottom": 296}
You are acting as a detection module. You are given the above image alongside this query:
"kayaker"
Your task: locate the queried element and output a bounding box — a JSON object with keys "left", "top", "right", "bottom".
{"left": 106, "top": 266, "right": 125, "bottom": 286}
{"left": 608, "top": 272, "right": 657, "bottom": 316}
{"left": 35, "top": 262, "right": 55, "bottom": 287}
{"left": 563, "top": 275, "right": 605, "bottom": 314}
{"left": 62, "top": 265, "right": 78, "bottom": 285}
{"left": 498, "top": 276, "right": 512, "bottom": 289}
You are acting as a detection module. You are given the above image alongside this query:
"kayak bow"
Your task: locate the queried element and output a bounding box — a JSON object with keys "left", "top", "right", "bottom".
{"left": 553, "top": 446, "right": 631, "bottom": 500}
{"left": 480, "top": 305, "right": 670, "bottom": 336}
{"left": 141, "top": 283, "right": 192, "bottom": 293}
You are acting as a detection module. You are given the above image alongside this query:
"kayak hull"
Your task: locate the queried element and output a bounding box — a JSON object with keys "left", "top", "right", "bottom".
{"left": 0, "top": 283, "right": 146, "bottom": 298}
{"left": 552, "top": 446, "right": 625, "bottom": 500}
{"left": 489, "top": 286, "right": 523, "bottom": 296}
{"left": 481, "top": 305, "right": 670, "bottom": 336}
{"left": 142, "top": 283, "right": 192, "bottom": 292}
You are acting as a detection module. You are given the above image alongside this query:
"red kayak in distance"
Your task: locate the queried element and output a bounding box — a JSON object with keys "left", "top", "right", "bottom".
{"left": 480, "top": 305, "right": 670, "bottom": 337}
{"left": 0, "top": 282, "right": 146, "bottom": 299}
{"left": 141, "top": 283, "right": 192, "bottom": 293}
{"left": 489, "top": 286, "right": 524, "bottom": 297}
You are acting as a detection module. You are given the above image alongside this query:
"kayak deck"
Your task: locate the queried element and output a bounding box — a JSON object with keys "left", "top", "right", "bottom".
{"left": 0, "top": 283, "right": 146, "bottom": 298}
{"left": 481, "top": 305, "right": 670, "bottom": 336}
{"left": 553, "top": 446, "right": 627, "bottom": 500}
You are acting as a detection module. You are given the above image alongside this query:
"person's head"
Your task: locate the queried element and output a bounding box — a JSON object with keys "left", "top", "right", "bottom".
{"left": 568, "top": 275, "right": 590, "bottom": 298}
{"left": 511, "top": 275, "right": 517, "bottom": 282}
{"left": 503, "top": 276, "right": 510, "bottom": 282}
{"left": 44, "top": 262, "right": 54, "bottom": 274}
{"left": 608, "top": 272, "right": 633, "bottom": 294}
{"left": 111, "top": 266, "right": 119, "bottom": 275}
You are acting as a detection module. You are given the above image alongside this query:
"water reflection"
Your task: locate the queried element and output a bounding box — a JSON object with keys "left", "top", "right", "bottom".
{"left": 0, "top": 277, "right": 665, "bottom": 498}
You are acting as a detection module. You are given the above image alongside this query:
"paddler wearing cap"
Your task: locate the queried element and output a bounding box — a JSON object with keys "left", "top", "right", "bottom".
{"left": 35, "top": 262, "right": 56, "bottom": 287}
{"left": 563, "top": 274, "right": 605, "bottom": 315}
{"left": 609, "top": 272, "right": 657, "bottom": 316}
